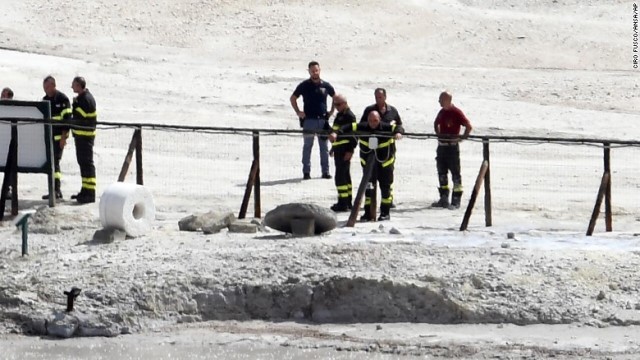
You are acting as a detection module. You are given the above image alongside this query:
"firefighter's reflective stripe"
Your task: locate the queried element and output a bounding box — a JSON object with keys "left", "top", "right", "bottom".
{"left": 52, "top": 108, "right": 73, "bottom": 121}
{"left": 54, "top": 135, "right": 62, "bottom": 141}
{"left": 359, "top": 138, "right": 393, "bottom": 148}
{"left": 332, "top": 139, "right": 350, "bottom": 147}
{"left": 377, "top": 138, "right": 393, "bottom": 149}
{"left": 72, "top": 129, "right": 97, "bottom": 136}
{"left": 381, "top": 156, "right": 395, "bottom": 168}
{"left": 381, "top": 196, "right": 393, "bottom": 205}
{"left": 75, "top": 107, "right": 97, "bottom": 118}
{"left": 54, "top": 172, "right": 62, "bottom": 180}
{"left": 453, "top": 184, "right": 463, "bottom": 192}
{"left": 81, "top": 177, "right": 97, "bottom": 190}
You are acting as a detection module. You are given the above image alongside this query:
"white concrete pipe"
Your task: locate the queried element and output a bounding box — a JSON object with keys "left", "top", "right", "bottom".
{"left": 99, "top": 182, "right": 155, "bottom": 237}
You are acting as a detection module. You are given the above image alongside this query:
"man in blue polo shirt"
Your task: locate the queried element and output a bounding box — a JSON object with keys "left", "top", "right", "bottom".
{"left": 290, "top": 61, "right": 335, "bottom": 180}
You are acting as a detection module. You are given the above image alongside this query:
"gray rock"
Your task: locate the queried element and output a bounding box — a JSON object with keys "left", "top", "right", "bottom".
{"left": 78, "top": 322, "right": 120, "bottom": 337}
{"left": 264, "top": 203, "right": 337, "bottom": 235}
{"left": 29, "top": 317, "right": 47, "bottom": 335}
{"left": 389, "top": 227, "right": 401, "bottom": 235}
{"left": 202, "top": 211, "right": 236, "bottom": 234}
{"left": 76, "top": 313, "right": 120, "bottom": 337}
{"left": 47, "top": 312, "right": 79, "bottom": 338}
{"left": 228, "top": 221, "right": 258, "bottom": 233}
{"left": 178, "top": 214, "right": 202, "bottom": 231}
{"left": 92, "top": 228, "right": 127, "bottom": 243}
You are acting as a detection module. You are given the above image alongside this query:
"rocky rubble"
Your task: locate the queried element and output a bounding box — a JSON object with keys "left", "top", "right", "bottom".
{"left": 2, "top": 207, "right": 640, "bottom": 338}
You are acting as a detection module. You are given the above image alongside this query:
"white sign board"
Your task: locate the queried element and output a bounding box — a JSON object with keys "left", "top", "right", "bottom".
{"left": 0, "top": 100, "right": 53, "bottom": 173}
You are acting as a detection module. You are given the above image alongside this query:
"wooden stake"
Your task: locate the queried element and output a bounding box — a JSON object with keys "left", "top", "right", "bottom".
{"left": 118, "top": 130, "right": 138, "bottom": 182}
{"left": 587, "top": 172, "right": 610, "bottom": 236}
{"left": 482, "top": 139, "right": 492, "bottom": 227}
{"left": 346, "top": 153, "right": 376, "bottom": 227}
{"left": 460, "top": 160, "right": 489, "bottom": 231}
{"left": 239, "top": 159, "right": 258, "bottom": 220}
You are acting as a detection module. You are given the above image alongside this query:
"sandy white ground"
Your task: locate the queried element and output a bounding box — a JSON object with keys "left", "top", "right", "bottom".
{"left": 1, "top": 0, "right": 640, "bottom": 358}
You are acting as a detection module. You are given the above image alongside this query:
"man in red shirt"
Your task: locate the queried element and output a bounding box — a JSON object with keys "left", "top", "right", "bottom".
{"left": 432, "top": 91, "right": 472, "bottom": 209}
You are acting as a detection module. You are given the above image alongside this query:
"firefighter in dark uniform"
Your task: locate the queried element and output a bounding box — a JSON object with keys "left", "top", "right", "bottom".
{"left": 360, "top": 88, "right": 402, "bottom": 208}
{"left": 329, "top": 94, "right": 357, "bottom": 212}
{"left": 329, "top": 110, "right": 404, "bottom": 221}
{"left": 42, "top": 76, "right": 72, "bottom": 200}
{"left": 70, "top": 76, "right": 97, "bottom": 204}
{"left": 432, "top": 91, "right": 472, "bottom": 209}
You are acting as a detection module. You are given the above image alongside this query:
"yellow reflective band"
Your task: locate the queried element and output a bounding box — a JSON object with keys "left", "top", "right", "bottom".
{"left": 360, "top": 158, "right": 366, "bottom": 166}
{"left": 61, "top": 108, "right": 72, "bottom": 115}
{"left": 82, "top": 177, "right": 97, "bottom": 185}
{"left": 332, "top": 125, "right": 340, "bottom": 130}
{"left": 81, "top": 184, "right": 96, "bottom": 190}
{"left": 348, "top": 184, "right": 352, "bottom": 189}
{"left": 364, "top": 198, "right": 371, "bottom": 205}
{"left": 378, "top": 139, "right": 393, "bottom": 149}
{"left": 351, "top": 123, "right": 357, "bottom": 131}
{"left": 54, "top": 172, "right": 62, "bottom": 180}
{"left": 52, "top": 115, "right": 63, "bottom": 121}
{"left": 453, "top": 185, "right": 463, "bottom": 192}
{"left": 54, "top": 135, "right": 62, "bottom": 141}
{"left": 338, "top": 193, "right": 350, "bottom": 198}
{"left": 72, "top": 129, "right": 96, "bottom": 136}
{"left": 359, "top": 139, "right": 369, "bottom": 147}
{"left": 336, "top": 185, "right": 350, "bottom": 191}
{"left": 440, "top": 185, "right": 450, "bottom": 190}
{"left": 332, "top": 140, "right": 350, "bottom": 146}
{"left": 381, "top": 197, "right": 393, "bottom": 204}
{"left": 381, "top": 156, "right": 395, "bottom": 168}
{"left": 75, "top": 108, "right": 97, "bottom": 118}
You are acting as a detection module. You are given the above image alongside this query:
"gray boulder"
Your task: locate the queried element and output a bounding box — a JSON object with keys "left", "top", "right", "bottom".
{"left": 202, "top": 211, "right": 236, "bottom": 234}
{"left": 92, "top": 228, "right": 127, "bottom": 243}
{"left": 228, "top": 221, "right": 258, "bottom": 234}
{"left": 47, "top": 311, "right": 79, "bottom": 338}
{"left": 264, "top": 203, "right": 337, "bottom": 235}
{"left": 178, "top": 214, "right": 202, "bottom": 231}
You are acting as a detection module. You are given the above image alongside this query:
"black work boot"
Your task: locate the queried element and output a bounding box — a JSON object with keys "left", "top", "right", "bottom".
{"left": 378, "top": 203, "right": 391, "bottom": 221}
{"left": 359, "top": 206, "right": 372, "bottom": 222}
{"left": 42, "top": 179, "right": 63, "bottom": 200}
{"left": 76, "top": 189, "right": 95, "bottom": 204}
{"left": 330, "top": 198, "right": 350, "bottom": 212}
{"left": 449, "top": 191, "right": 463, "bottom": 210}
{"left": 42, "top": 190, "right": 63, "bottom": 200}
{"left": 431, "top": 188, "right": 450, "bottom": 208}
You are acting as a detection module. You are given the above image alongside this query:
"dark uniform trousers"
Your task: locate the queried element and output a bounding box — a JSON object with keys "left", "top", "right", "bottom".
{"left": 362, "top": 156, "right": 394, "bottom": 217}
{"left": 53, "top": 144, "right": 64, "bottom": 192}
{"left": 333, "top": 149, "right": 353, "bottom": 204}
{"left": 75, "top": 134, "right": 96, "bottom": 196}
{"left": 436, "top": 143, "right": 463, "bottom": 201}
